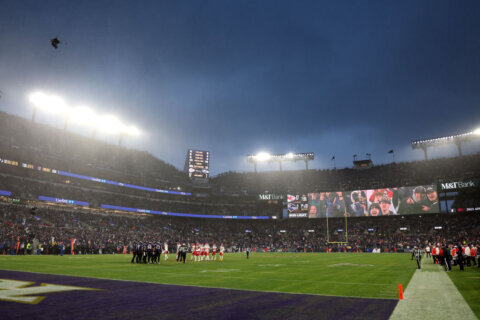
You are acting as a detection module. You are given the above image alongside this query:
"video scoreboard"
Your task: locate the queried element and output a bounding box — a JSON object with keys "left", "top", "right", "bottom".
{"left": 185, "top": 149, "right": 210, "bottom": 179}
{"left": 285, "top": 184, "right": 441, "bottom": 219}
{"left": 286, "top": 194, "right": 308, "bottom": 218}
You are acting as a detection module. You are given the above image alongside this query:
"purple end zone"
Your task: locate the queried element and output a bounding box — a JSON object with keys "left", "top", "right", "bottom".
{"left": 0, "top": 270, "right": 397, "bottom": 320}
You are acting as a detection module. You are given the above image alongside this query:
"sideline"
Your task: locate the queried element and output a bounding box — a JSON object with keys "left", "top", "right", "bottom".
{"left": 389, "top": 255, "right": 476, "bottom": 320}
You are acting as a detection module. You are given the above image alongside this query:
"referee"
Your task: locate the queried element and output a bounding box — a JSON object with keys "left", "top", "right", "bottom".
{"left": 179, "top": 243, "right": 187, "bottom": 263}
{"left": 414, "top": 246, "right": 422, "bottom": 269}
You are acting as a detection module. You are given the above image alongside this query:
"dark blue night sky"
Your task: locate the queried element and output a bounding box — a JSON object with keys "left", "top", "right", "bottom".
{"left": 0, "top": 1, "right": 479, "bottom": 174}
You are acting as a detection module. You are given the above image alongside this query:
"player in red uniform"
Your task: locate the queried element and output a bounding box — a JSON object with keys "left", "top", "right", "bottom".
{"left": 205, "top": 243, "right": 210, "bottom": 261}
{"left": 201, "top": 243, "right": 206, "bottom": 261}
{"left": 195, "top": 242, "right": 201, "bottom": 262}
{"left": 212, "top": 243, "right": 217, "bottom": 261}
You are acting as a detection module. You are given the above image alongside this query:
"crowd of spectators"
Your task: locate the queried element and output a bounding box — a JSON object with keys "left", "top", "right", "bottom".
{"left": 1, "top": 202, "right": 479, "bottom": 256}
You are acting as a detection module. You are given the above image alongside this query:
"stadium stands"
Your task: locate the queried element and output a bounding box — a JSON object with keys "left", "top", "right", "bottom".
{"left": 1, "top": 111, "right": 479, "bottom": 256}
{"left": 1, "top": 202, "right": 479, "bottom": 255}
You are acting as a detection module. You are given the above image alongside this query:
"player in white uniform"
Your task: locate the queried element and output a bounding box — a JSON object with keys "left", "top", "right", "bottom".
{"left": 219, "top": 244, "right": 225, "bottom": 261}
{"left": 164, "top": 242, "right": 169, "bottom": 261}
{"left": 190, "top": 243, "right": 195, "bottom": 261}
{"left": 212, "top": 244, "right": 217, "bottom": 261}
{"left": 198, "top": 243, "right": 203, "bottom": 261}
{"left": 205, "top": 243, "right": 210, "bottom": 261}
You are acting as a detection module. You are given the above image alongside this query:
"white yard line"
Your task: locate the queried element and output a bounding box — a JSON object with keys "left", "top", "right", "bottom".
{"left": 389, "top": 256, "right": 477, "bottom": 320}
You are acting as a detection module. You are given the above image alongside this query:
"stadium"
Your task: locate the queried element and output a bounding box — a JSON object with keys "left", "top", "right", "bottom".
{"left": 1, "top": 2, "right": 480, "bottom": 320}
{"left": 1, "top": 110, "right": 479, "bottom": 319}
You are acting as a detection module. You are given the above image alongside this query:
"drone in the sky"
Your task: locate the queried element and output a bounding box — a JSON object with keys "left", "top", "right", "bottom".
{"left": 50, "top": 36, "right": 61, "bottom": 49}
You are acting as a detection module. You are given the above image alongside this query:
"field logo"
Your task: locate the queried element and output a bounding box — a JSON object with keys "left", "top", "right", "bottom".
{"left": 0, "top": 279, "right": 98, "bottom": 304}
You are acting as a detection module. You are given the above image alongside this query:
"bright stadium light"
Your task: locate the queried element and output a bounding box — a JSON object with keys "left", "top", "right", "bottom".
{"left": 27, "top": 91, "right": 142, "bottom": 144}
{"left": 123, "top": 125, "right": 140, "bottom": 136}
{"left": 247, "top": 152, "right": 314, "bottom": 172}
{"left": 256, "top": 152, "right": 271, "bottom": 161}
{"left": 29, "top": 92, "right": 48, "bottom": 107}
{"left": 98, "top": 115, "right": 124, "bottom": 134}
{"left": 69, "top": 106, "right": 96, "bottom": 126}
{"left": 412, "top": 127, "right": 480, "bottom": 159}
{"left": 29, "top": 91, "right": 70, "bottom": 127}
{"left": 29, "top": 92, "right": 46, "bottom": 105}
{"left": 29, "top": 92, "right": 68, "bottom": 114}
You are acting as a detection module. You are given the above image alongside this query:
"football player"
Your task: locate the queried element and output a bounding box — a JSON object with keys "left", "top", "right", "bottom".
{"left": 164, "top": 242, "right": 169, "bottom": 261}
{"left": 212, "top": 243, "right": 217, "bottom": 261}
{"left": 219, "top": 244, "right": 225, "bottom": 262}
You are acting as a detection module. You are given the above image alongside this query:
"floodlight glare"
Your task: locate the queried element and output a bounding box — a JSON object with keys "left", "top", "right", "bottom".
{"left": 247, "top": 152, "right": 314, "bottom": 171}
{"left": 29, "top": 92, "right": 68, "bottom": 114}
{"left": 474, "top": 128, "right": 480, "bottom": 135}
{"left": 69, "top": 106, "right": 96, "bottom": 126}
{"left": 99, "top": 115, "right": 124, "bottom": 134}
{"left": 29, "top": 92, "right": 45, "bottom": 104}
{"left": 256, "top": 152, "right": 271, "bottom": 161}
{"left": 123, "top": 125, "right": 140, "bottom": 136}
{"left": 28, "top": 90, "right": 142, "bottom": 142}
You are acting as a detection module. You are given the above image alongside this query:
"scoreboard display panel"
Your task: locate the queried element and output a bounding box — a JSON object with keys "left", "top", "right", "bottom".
{"left": 187, "top": 149, "right": 210, "bottom": 179}
{"left": 286, "top": 194, "right": 308, "bottom": 218}
{"left": 307, "top": 184, "right": 440, "bottom": 218}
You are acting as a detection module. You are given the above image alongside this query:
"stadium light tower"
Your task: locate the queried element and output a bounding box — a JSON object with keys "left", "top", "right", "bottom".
{"left": 66, "top": 106, "right": 96, "bottom": 132}
{"left": 247, "top": 152, "right": 314, "bottom": 172}
{"left": 28, "top": 91, "right": 140, "bottom": 146}
{"left": 96, "top": 115, "right": 127, "bottom": 145}
{"left": 411, "top": 128, "right": 480, "bottom": 159}
{"left": 118, "top": 125, "right": 140, "bottom": 147}
{"left": 29, "top": 92, "right": 68, "bottom": 123}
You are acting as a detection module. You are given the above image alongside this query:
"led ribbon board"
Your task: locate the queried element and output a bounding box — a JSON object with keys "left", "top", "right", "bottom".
{"left": 38, "top": 196, "right": 89, "bottom": 206}
{"left": 57, "top": 171, "right": 191, "bottom": 196}
{"left": 0, "top": 190, "right": 12, "bottom": 196}
{"left": 101, "top": 204, "right": 269, "bottom": 219}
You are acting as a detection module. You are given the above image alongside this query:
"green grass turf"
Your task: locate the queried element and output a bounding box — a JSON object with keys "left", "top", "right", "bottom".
{"left": 447, "top": 265, "right": 480, "bottom": 317}
{"left": 0, "top": 252, "right": 415, "bottom": 300}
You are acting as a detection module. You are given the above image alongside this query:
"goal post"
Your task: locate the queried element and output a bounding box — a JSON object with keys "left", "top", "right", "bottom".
{"left": 326, "top": 211, "right": 348, "bottom": 244}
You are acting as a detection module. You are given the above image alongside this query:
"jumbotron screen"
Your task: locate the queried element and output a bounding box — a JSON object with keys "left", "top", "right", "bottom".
{"left": 186, "top": 149, "right": 210, "bottom": 179}
{"left": 307, "top": 184, "right": 440, "bottom": 218}
{"left": 287, "top": 194, "right": 309, "bottom": 218}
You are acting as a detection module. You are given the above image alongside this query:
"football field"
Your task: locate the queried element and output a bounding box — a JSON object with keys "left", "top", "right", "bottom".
{"left": 1, "top": 252, "right": 478, "bottom": 319}
{"left": 0, "top": 252, "right": 412, "bottom": 299}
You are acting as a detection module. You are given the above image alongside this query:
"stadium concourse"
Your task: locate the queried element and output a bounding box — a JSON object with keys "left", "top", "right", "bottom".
{"left": 1, "top": 110, "right": 480, "bottom": 319}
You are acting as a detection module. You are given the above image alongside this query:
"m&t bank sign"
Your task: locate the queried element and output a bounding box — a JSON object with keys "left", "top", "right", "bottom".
{"left": 438, "top": 180, "right": 478, "bottom": 191}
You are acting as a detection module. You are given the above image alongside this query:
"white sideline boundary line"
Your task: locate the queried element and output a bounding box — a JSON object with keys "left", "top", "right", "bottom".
{"left": 389, "top": 255, "right": 477, "bottom": 320}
